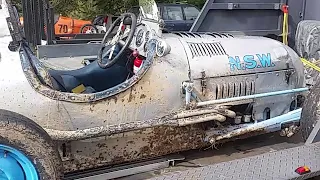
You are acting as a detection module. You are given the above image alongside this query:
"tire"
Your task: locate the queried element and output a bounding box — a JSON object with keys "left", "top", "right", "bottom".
{"left": 300, "top": 76, "right": 320, "bottom": 141}
{"left": 0, "top": 109, "right": 63, "bottom": 180}
{"left": 295, "top": 20, "right": 320, "bottom": 59}
{"left": 80, "top": 24, "right": 98, "bottom": 34}
{"left": 295, "top": 20, "right": 320, "bottom": 86}
{"left": 8, "top": 41, "right": 19, "bottom": 52}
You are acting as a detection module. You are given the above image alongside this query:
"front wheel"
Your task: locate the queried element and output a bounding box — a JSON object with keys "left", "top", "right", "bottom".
{"left": 0, "top": 109, "right": 62, "bottom": 180}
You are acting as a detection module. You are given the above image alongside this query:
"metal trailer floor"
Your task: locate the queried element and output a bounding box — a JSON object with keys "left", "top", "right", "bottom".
{"left": 150, "top": 142, "right": 320, "bottom": 180}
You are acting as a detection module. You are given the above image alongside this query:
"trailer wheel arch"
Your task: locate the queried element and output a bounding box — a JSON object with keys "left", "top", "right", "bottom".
{"left": 0, "top": 109, "right": 63, "bottom": 180}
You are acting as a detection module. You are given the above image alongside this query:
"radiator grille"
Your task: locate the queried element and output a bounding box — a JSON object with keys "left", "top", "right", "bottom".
{"left": 213, "top": 81, "right": 255, "bottom": 100}
{"left": 188, "top": 42, "right": 227, "bottom": 57}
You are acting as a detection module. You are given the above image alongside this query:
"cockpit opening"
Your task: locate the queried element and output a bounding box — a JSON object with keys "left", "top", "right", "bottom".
{"left": 23, "top": 0, "right": 163, "bottom": 95}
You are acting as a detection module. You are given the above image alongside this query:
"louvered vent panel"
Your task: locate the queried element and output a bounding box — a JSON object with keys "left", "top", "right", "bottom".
{"left": 188, "top": 42, "right": 227, "bottom": 57}
{"left": 213, "top": 81, "right": 255, "bottom": 100}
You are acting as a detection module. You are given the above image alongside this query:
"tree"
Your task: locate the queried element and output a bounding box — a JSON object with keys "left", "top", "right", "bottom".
{"left": 68, "top": 0, "right": 103, "bottom": 20}
{"left": 12, "top": 0, "right": 206, "bottom": 20}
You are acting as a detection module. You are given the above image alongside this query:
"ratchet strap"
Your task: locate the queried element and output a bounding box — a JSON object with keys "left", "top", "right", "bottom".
{"left": 280, "top": 5, "right": 320, "bottom": 72}
{"left": 282, "top": 5, "right": 289, "bottom": 45}
{"left": 300, "top": 58, "right": 320, "bottom": 72}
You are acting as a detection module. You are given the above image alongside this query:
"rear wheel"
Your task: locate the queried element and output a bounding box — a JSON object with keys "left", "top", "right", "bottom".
{"left": 0, "top": 109, "right": 62, "bottom": 180}
{"left": 300, "top": 76, "right": 320, "bottom": 141}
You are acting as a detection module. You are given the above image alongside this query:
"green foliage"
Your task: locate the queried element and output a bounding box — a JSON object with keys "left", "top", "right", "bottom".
{"left": 68, "top": 0, "right": 103, "bottom": 20}
{"left": 11, "top": 0, "right": 23, "bottom": 15}
{"left": 50, "top": 0, "right": 76, "bottom": 16}
{"left": 13, "top": 0, "right": 205, "bottom": 20}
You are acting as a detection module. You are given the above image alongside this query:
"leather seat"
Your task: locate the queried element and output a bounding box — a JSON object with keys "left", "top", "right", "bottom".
{"left": 49, "top": 44, "right": 131, "bottom": 93}
{"left": 49, "top": 60, "right": 130, "bottom": 93}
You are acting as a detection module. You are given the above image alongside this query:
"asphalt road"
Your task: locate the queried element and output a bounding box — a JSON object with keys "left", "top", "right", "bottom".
{"left": 120, "top": 131, "right": 308, "bottom": 179}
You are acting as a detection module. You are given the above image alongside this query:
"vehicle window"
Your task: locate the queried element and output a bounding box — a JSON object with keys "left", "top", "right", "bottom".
{"left": 163, "top": 6, "right": 184, "bottom": 21}
{"left": 183, "top": 6, "right": 199, "bottom": 20}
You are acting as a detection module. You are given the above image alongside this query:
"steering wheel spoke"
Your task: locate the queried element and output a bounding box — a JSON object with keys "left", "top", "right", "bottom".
{"left": 121, "top": 28, "right": 130, "bottom": 39}
{"left": 108, "top": 45, "right": 117, "bottom": 60}
{"left": 119, "top": 40, "right": 126, "bottom": 47}
{"left": 98, "top": 13, "right": 137, "bottom": 69}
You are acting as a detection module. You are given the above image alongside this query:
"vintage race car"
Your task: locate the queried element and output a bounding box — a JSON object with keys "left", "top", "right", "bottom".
{"left": 0, "top": 0, "right": 309, "bottom": 179}
{"left": 19, "top": 14, "right": 96, "bottom": 35}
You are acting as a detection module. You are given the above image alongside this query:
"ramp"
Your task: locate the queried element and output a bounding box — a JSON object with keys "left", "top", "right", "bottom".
{"left": 151, "top": 142, "right": 320, "bottom": 180}
{"left": 152, "top": 119, "right": 320, "bottom": 180}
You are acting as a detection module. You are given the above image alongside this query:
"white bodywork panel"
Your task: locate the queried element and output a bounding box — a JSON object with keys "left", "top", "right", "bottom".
{"left": 0, "top": 0, "right": 307, "bottom": 172}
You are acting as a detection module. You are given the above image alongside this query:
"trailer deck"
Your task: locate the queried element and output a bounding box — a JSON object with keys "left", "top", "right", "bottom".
{"left": 150, "top": 142, "right": 320, "bottom": 180}
{"left": 151, "top": 120, "right": 320, "bottom": 180}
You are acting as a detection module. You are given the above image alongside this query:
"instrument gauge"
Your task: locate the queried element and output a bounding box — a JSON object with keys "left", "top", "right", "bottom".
{"left": 136, "top": 29, "right": 144, "bottom": 47}
{"left": 156, "top": 40, "right": 171, "bottom": 57}
{"left": 145, "top": 31, "right": 150, "bottom": 43}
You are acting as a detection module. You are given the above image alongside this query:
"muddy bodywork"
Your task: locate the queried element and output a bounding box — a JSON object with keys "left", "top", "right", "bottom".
{"left": 60, "top": 125, "right": 206, "bottom": 172}
{"left": 1, "top": 0, "right": 308, "bottom": 173}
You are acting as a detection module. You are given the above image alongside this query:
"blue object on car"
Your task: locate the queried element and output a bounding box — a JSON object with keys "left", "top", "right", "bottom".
{"left": 0, "top": 144, "right": 39, "bottom": 180}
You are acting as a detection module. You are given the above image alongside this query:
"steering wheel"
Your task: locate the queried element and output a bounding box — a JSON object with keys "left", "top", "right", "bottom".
{"left": 97, "top": 13, "right": 137, "bottom": 69}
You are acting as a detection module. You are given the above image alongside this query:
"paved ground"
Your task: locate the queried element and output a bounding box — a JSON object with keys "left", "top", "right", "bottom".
{"left": 119, "top": 131, "right": 306, "bottom": 179}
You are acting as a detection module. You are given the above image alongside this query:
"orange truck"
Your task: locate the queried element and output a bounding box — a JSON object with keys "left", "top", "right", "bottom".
{"left": 19, "top": 15, "right": 95, "bottom": 35}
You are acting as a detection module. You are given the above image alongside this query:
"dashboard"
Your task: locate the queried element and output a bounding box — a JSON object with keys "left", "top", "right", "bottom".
{"left": 129, "top": 20, "right": 163, "bottom": 58}
{"left": 128, "top": 18, "right": 170, "bottom": 58}
{"left": 129, "top": 24, "right": 153, "bottom": 57}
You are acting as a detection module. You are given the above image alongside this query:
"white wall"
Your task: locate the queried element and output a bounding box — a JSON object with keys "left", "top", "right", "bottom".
{"left": 0, "top": 0, "right": 10, "bottom": 37}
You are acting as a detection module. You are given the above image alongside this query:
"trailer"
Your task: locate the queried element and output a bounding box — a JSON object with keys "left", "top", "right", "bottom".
{"left": 151, "top": 127, "right": 320, "bottom": 180}
{"left": 155, "top": 1, "right": 320, "bottom": 178}
{"left": 149, "top": 1, "right": 320, "bottom": 179}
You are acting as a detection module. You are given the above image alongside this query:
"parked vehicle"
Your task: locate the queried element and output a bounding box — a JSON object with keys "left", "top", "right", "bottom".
{"left": 90, "top": 3, "right": 200, "bottom": 34}
{"left": 19, "top": 14, "right": 96, "bottom": 35}
{"left": 89, "top": 14, "right": 120, "bottom": 33}
{"left": 128, "top": 3, "right": 200, "bottom": 31}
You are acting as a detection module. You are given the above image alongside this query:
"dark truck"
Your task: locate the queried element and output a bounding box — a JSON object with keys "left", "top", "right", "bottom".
{"left": 128, "top": 3, "right": 200, "bottom": 32}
